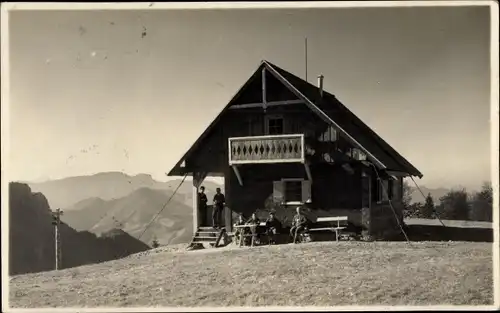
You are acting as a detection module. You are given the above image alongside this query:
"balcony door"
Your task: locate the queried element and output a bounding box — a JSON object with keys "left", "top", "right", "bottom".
{"left": 265, "top": 114, "right": 284, "bottom": 135}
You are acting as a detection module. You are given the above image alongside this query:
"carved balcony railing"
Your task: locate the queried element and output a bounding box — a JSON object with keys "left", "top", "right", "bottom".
{"left": 228, "top": 134, "right": 305, "bottom": 165}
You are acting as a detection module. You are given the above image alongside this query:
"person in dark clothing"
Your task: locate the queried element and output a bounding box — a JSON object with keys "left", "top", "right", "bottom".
{"left": 245, "top": 212, "right": 261, "bottom": 245}
{"left": 290, "top": 206, "right": 308, "bottom": 243}
{"left": 198, "top": 186, "right": 208, "bottom": 226}
{"left": 212, "top": 188, "right": 225, "bottom": 229}
{"left": 265, "top": 212, "right": 282, "bottom": 245}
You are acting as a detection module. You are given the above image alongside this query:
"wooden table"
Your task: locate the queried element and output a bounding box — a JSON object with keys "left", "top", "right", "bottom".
{"left": 233, "top": 224, "right": 260, "bottom": 247}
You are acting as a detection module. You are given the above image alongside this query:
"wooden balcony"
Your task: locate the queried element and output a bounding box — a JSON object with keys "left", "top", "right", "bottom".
{"left": 228, "top": 134, "right": 305, "bottom": 165}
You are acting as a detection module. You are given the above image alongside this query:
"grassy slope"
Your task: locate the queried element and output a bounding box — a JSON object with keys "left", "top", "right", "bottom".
{"left": 9, "top": 242, "right": 493, "bottom": 308}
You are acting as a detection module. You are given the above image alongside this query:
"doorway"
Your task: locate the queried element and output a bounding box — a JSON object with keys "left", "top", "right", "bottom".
{"left": 200, "top": 204, "right": 226, "bottom": 227}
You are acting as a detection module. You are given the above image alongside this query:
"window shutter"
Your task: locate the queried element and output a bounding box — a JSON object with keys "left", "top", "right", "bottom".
{"left": 381, "top": 180, "right": 389, "bottom": 201}
{"left": 273, "top": 181, "right": 285, "bottom": 204}
{"left": 301, "top": 180, "right": 312, "bottom": 204}
{"left": 392, "top": 179, "right": 400, "bottom": 200}
{"left": 361, "top": 175, "right": 370, "bottom": 208}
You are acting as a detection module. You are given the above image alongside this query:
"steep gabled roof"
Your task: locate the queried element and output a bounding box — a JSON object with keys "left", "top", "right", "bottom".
{"left": 267, "top": 61, "right": 423, "bottom": 178}
{"left": 167, "top": 60, "right": 423, "bottom": 178}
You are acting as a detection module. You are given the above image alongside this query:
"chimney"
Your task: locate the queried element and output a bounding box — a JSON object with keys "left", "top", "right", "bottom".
{"left": 317, "top": 74, "right": 324, "bottom": 97}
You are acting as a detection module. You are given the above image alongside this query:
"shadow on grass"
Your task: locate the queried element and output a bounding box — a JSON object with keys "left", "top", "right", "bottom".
{"left": 244, "top": 223, "right": 493, "bottom": 246}
{"left": 405, "top": 225, "right": 493, "bottom": 243}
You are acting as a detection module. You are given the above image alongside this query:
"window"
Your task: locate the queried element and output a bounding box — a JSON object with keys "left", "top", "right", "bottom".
{"left": 377, "top": 179, "right": 391, "bottom": 203}
{"left": 265, "top": 115, "right": 284, "bottom": 135}
{"left": 284, "top": 180, "right": 302, "bottom": 203}
{"left": 388, "top": 180, "right": 394, "bottom": 199}
{"left": 351, "top": 148, "right": 367, "bottom": 161}
{"left": 319, "top": 126, "right": 338, "bottom": 142}
{"left": 273, "top": 179, "right": 311, "bottom": 205}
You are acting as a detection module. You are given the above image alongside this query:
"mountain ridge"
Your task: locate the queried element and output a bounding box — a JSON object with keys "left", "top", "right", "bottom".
{"left": 61, "top": 187, "right": 195, "bottom": 245}
{"left": 23, "top": 171, "right": 223, "bottom": 210}
{"left": 8, "top": 182, "right": 150, "bottom": 275}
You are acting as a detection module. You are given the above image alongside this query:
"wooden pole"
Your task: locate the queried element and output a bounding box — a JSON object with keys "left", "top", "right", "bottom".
{"left": 52, "top": 208, "right": 63, "bottom": 270}
{"left": 305, "top": 37, "right": 308, "bottom": 82}
{"left": 192, "top": 175, "right": 200, "bottom": 235}
{"left": 55, "top": 223, "right": 59, "bottom": 270}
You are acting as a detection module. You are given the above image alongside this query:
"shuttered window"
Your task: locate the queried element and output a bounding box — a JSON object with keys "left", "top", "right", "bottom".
{"left": 273, "top": 179, "right": 312, "bottom": 205}
{"left": 378, "top": 179, "right": 390, "bottom": 202}
{"left": 392, "top": 179, "right": 400, "bottom": 200}
{"left": 388, "top": 180, "right": 394, "bottom": 199}
{"left": 301, "top": 180, "right": 311, "bottom": 204}
{"left": 272, "top": 181, "right": 285, "bottom": 204}
{"left": 285, "top": 181, "right": 302, "bottom": 202}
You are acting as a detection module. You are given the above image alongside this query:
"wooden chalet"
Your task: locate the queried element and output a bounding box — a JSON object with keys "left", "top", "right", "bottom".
{"left": 167, "top": 60, "right": 423, "bottom": 240}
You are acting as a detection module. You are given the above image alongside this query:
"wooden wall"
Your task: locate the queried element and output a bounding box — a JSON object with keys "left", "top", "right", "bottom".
{"left": 185, "top": 102, "right": 333, "bottom": 175}
{"left": 225, "top": 163, "right": 307, "bottom": 230}
{"left": 310, "top": 163, "right": 363, "bottom": 210}
{"left": 223, "top": 162, "right": 368, "bottom": 231}
{"left": 183, "top": 79, "right": 406, "bottom": 235}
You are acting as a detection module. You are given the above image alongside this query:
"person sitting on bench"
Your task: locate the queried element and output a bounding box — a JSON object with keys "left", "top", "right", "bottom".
{"left": 233, "top": 215, "right": 247, "bottom": 245}
{"left": 246, "top": 212, "right": 261, "bottom": 245}
{"left": 265, "top": 212, "right": 282, "bottom": 245}
{"left": 290, "top": 206, "right": 308, "bottom": 244}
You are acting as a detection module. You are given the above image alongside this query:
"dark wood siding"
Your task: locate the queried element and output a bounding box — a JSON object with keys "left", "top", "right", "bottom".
{"left": 185, "top": 80, "right": 378, "bottom": 231}
{"left": 310, "top": 163, "right": 363, "bottom": 210}
{"left": 228, "top": 163, "right": 308, "bottom": 212}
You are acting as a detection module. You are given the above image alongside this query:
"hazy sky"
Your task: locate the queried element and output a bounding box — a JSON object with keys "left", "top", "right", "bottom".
{"left": 7, "top": 5, "right": 492, "bottom": 190}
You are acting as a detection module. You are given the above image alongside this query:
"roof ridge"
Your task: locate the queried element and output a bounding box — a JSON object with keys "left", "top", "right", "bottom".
{"left": 264, "top": 60, "right": 338, "bottom": 99}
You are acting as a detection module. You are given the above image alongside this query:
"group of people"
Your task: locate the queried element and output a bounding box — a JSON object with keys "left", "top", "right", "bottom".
{"left": 233, "top": 211, "right": 282, "bottom": 245}
{"left": 233, "top": 206, "right": 310, "bottom": 245}
{"left": 198, "top": 186, "right": 225, "bottom": 229}
{"left": 198, "top": 186, "right": 310, "bottom": 244}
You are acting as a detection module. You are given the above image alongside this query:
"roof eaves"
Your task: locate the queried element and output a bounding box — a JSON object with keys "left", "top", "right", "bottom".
{"left": 330, "top": 95, "right": 423, "bottom": 178}
{"left": 166, "top": 60, "right": 266, "bottom": 177}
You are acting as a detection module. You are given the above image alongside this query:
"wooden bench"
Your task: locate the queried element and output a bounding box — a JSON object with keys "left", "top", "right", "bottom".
{"left": 309, "top": 216, "right": 349, "bottom": 242}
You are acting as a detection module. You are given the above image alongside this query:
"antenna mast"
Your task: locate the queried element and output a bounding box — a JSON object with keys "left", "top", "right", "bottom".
{"left": 305, "top": 37, "right": 308, "bottom": 82}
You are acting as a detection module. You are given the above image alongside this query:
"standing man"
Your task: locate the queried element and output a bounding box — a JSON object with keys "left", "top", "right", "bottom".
{"left": 198, "top": 186, "right": 208, "bottom": 226}
{"left": 290, "top": 206, "right": 308, "bottom": 244}
{"left": 212, "top": 187, "right": 225, "bottom": 229}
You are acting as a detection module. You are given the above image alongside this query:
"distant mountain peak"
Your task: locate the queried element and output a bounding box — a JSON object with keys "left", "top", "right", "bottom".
{"left": 22, "top": 171, "right": 223, "bottom": 210}
{"left": 134, "top": 173, "right": 153, "bottom": 179}
{"left": 91, "top": 171, "right": 129, "bottom": 178}
{"left": 131, "top": 187, "right": 162, "bottom": 195}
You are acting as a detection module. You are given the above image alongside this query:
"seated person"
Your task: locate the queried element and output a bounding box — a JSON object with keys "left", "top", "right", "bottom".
{"left": 290, "top": 206, "right": 308, "bottom": 244}
{"left": 245, "top": 212, "right": 261, "bottom": 245}
{"left": 265, "top": 212, "right": 282, "bottom": 245}
{"left": 233, "top": 215, "right": 247, "bottom": 244}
